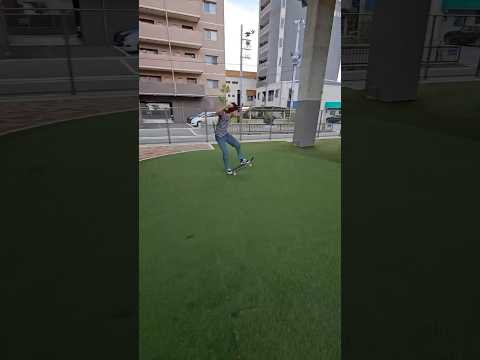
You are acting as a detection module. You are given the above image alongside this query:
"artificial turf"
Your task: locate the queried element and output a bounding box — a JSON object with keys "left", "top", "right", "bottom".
{"left": 342, "top": 84, "right": 480, "bottom": 358}
{"left": 2, "top": 112, "right": 138, "bottom": 359}
{"left": 140, "top": 140, "right": 341, "bottom": 360}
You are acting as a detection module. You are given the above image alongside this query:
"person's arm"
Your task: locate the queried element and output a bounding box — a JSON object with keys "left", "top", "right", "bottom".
{"left": 215, "top": 106, "right": 228, "bottom": 116}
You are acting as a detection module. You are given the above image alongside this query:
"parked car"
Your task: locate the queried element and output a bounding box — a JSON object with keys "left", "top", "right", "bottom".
{"left": 444, "top": 25, "right": 480, "bottom": 46}
{"left": 114, "top": 28, "right": 139, "bottom": 53}
{"left": 189, "top": 112, "right": 218, "bottom": 127}
{"left": 326, "top": 115, "right": 341, "bottom": 132}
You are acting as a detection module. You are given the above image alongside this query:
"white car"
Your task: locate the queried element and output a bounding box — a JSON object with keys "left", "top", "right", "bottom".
{"left": 189, "top": 112, "right": 218, "bottom": 127}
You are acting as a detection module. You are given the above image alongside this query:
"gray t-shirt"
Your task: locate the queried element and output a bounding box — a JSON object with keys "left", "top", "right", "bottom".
{"left": 215, "top": 112, "right": 230, "bottom": 137}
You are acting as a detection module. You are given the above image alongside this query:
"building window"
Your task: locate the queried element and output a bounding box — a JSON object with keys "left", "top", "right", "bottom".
{"left": 278, "top": 56, "right": 282, "bottom": 66}
{"left": 226, "top": 80, "right": 231, "bottom": 83}
{"left": 232, "top": 81, "right": 239, "bottom": 84}
{"left": 182, "top": 25, "right": 194, "bottom": 30}
{"left": 247, "top": 95, "right": 254, "bottom": 101}
{"left": 205, "top": 29, "right": 218, "bottom": 41}
{"left": 187, "top": 78, "right": 197, "bottom": 84}
{"left": 204, "top": 1, "right": 217, "bottom": 14}
{"left": 275, "top": 89, "right": 279, "bottom": 98}
{"left": 258, "top": 76, "right": 266, "bottom": 81}
{"left": 143, "top": 76, "right": 162, "bottom": 82}
{"left": 268, "top": 90, "right": 274, "bottom": 101}
{"left": 139, "top": 18, "right": 154, "bottom": 24}
{"left": 207, "top": 79, "right": 219, "bottom": 88}
{"left": 205, "top": 55, "right": 218, "bottom": 64}
{"left": 140, "top": 47, "right": 158, "bottom": 55}
{"left": 185, "top": 52, "right": 196, "bottom": 58}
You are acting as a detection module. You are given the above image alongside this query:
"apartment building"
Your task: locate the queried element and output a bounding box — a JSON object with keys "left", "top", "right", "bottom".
{"left": 225, "top": 70, "right": 257, "bottom": 107}
{"left": 256, "top": 0, "right": 341, "bottom": 110}
{"left": 139, "top": 0, "right": 225, "bottom": 120}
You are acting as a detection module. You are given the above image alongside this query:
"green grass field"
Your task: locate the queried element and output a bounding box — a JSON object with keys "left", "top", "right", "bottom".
{"left": 342, "top": 84, "right": 480, "bottom": 358}
{"left": 140, "top": 141, "right": 341, "bottom": 360}
{"left": 2, "top": 111, "right": 139, "bottom": 359}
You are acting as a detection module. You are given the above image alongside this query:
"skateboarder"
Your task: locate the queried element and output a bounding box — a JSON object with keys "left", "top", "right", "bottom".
{"left": 215, "top": 102, "right": 250, "bottom": 175}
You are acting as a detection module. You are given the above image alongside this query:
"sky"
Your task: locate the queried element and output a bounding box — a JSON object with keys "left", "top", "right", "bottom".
{"left": 224, "top": 0, "right": 259, "bottom": 72}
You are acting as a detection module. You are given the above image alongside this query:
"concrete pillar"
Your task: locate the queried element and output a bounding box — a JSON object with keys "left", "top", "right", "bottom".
{"left": 293, "top": 0, "right": 335, "bottom": 148}
{"left": 366, "top": 0, "right": 432, "bottom": 101}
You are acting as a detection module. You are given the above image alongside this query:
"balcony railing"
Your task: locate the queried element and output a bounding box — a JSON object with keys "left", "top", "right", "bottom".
{"left": 260, "top": 0, "right": 272, "bottom": 18}
{"left": 139, "top": 0, "right": 201, "bottom": 22}
{"left": 140, "top": 78, "right": 205, "bottom": 97}
{"left": 259, "top": 44, "right": 269, "bottom": 56}
{"left": 140, "top": 54, "right": 205, "bottom": 74}
{"left": 140, "top": 22, "right": 203, "bottom": 49}
{"left": 260, "top": 0, "right": 272, "bottom": 11}
{"left": 259, "top": 23, "right": 270, "bottom": 37}
{"left": 258, "top": 60, "right": 268, "bottom": 70}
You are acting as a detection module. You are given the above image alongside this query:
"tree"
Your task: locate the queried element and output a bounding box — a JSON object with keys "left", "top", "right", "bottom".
{"left": 218, "top": 83, "right": 230, "bottom": 108}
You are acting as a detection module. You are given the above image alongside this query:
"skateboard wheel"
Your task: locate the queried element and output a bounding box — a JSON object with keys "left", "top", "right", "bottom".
{"left": 249, "top": 163, "right": 253, "bottom": 167}
{"left": 233, "top": 172, "right": 237, "bottom": 176}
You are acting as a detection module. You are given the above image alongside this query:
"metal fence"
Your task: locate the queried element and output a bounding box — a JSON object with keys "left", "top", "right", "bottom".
{"left": 342, "top": 13, "right": 480, "bottom": 85}
{"left": 0, "top": 7, "right": 138, "bottom": 96}
{"left": 139, "top": 106, "right": 340, "bottom": 145}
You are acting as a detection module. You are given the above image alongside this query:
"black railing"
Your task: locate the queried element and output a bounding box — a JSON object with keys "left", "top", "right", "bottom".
{"left": 139, "top": 107, "right": 339, "bottom": 145}
{"left": 342, "top": 13, "right": 480, "bottom": 83}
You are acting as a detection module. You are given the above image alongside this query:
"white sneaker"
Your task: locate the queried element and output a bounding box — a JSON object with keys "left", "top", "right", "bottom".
{"left": 240, "top": 158, "right": 249, "bottom": 166}
{"left": 226, "top": 169, "right": 233, "bottom": 175}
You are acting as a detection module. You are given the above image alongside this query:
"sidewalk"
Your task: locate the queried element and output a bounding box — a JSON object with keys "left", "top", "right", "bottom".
{"left": 0, "top": 93, "right": 137, "bottom": 136}
{"left": 139, "top": 136, "right": 341, "bottom": 161}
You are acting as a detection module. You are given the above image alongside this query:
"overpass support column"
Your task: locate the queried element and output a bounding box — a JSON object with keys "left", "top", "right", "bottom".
{"left": 293, "top": 0, "right": 336, "bottom": 148}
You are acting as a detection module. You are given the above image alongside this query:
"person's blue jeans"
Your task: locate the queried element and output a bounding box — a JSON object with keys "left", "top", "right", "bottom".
{"left": 215, "top": 132, "right": 245, "bottom": 170}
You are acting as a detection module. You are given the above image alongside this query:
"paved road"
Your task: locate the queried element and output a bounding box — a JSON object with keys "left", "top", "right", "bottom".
{"left": 0, "top": 46, "right": 137, "bottom": 95}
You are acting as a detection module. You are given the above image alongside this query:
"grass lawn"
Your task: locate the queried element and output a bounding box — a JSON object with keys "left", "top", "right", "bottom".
{"left": 342, "top": 83, "right": 480, "bottom": 358}
{"left": 140, "top": 140, "right": 341, "bottom": 360}
{"left": 2, "top": 111, "right": 138, "bottom": 360}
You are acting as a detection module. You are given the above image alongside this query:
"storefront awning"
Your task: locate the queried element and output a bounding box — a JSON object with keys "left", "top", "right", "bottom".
{"left": 325, "top": 101, "right": 341, "bottom": 109}
{"left": 443, "top": 0, "right": 480, "bottom": 10}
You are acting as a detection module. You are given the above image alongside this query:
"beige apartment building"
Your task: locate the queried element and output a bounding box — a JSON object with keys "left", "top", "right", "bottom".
{"left": 139, "top": 0, "right": 225, "bottom": 120}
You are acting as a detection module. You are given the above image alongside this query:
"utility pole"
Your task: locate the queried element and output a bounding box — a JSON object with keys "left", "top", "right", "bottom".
{"left": 240, "top": 24, "right": 243, "bottom": 110}
{"left": 289, "top": 18, "right": 305, "bottom": 111}
{"left": 239, "top": 25, "right": 254, "bottom": 140}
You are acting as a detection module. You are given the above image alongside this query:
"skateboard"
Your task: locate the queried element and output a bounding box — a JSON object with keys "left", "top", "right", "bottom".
{"left": 232, "top": 156, "right": 255, "bottom": 176}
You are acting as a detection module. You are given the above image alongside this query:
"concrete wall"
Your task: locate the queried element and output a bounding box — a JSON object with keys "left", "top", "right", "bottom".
{"left": 140, "top": 94, "right": 222, "bottom": 121}
{"left": 256, "top": 81, "right": 340, "bottom": 109}
{"left": 225, "top": 76, "right": 257, "bottom": 106}
{"left": 266, "top": 0, "right": 281, "bottom": 84}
